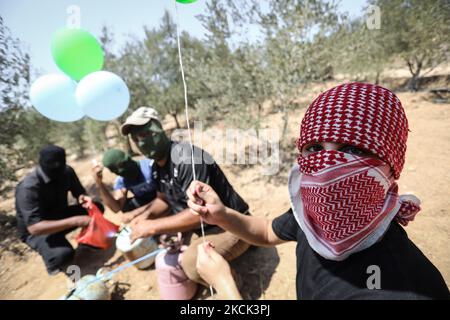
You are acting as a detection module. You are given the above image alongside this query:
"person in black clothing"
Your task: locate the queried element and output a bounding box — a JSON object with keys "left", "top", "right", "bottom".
{"left": 186, "top": 83, "right": 449, "bottom": 300}
{"left": 119, "top": 107, "right": 250, "bottom": 286}
{"left": 15, "top": 145, "right": 102, "bottom": 275}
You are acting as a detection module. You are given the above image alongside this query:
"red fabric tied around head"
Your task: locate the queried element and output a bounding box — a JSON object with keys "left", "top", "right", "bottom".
{"left": 297, "top": 82, "right": 409, "bottom": 179}
{"left": 290, "top": 83, "right": 421, "bottom": 260}
{"left": 76, "top": 201, "right": 119, "bottom": 249}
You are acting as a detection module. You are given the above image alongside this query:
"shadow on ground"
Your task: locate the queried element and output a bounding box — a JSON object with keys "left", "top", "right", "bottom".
{"left": 111, "top": 282, "right": 132, "bottom": 300}
{"left": 231, "top": 246, "right": 280, "bottom": 300}
{"left": 71, "top": 242, "right": 118, "bottom": 277}
{"left": 185, "top": 246, "right": 280, "bottom": 301}
{"left": 0, "top": 211, "right": 31, "bottom": 258}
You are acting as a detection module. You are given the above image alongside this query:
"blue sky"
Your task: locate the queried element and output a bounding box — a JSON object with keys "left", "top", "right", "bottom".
{"left": 1, "top": 0, "right": 367, "bottom": 74}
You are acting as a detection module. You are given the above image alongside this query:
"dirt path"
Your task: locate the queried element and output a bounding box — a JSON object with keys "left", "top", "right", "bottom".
{"left": 1, "top": 85, "right": 448, "bottom": 300}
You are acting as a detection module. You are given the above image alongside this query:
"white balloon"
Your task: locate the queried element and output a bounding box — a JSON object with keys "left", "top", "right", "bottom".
{"left": 76, "top": 71, "right": 130, "bottom": 121}
{"left": 29, "top": 74, "right": 84, "bottom": 122}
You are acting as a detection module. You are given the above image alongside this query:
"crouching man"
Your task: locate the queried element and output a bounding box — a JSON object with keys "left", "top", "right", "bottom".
{"left": 15, "top": 145, "right": 103, "bottom": 275}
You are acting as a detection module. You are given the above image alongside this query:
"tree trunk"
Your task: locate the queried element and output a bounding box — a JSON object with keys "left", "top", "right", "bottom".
{"left": 375, "top": 71, "right": 380, "bottom": 85}
{"left": 406, "top": 58, "right": 422, "bottom": 92}
{"left": 256, "top": 103, "right": 262, "bottom": 134}
{"left": 172, "top": 113, "right": 181, "bottom": 129}
{"left": 281, "top": 106, "right": 289, "bottom": 141}
{"left": 407, "top": 74, "right": 420, "bottom": 92}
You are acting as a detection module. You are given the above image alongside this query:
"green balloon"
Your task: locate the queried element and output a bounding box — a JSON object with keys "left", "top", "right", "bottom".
{"left": 176, "top": 0, "right": 198, "bottom": 3}
{"left": 51, "top": 28, "right": 104, "bottom": 81}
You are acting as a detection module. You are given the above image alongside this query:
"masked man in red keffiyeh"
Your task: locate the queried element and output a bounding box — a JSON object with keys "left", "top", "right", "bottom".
{"left": 187, "top": 83, "right": 449, "bottom": 300}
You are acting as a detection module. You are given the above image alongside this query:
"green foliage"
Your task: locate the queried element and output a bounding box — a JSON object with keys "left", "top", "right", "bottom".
{"left": 192, "top": 0, "right": 340, "bottom": 135}
{"left": 334, "top": 0, "right": 450, "bottom": 89}
{"left": 332, "top": 17, "right": 390, "bottom": 84}
{"left": 0, "top": 16, "right": 43, "bottom": 190}
{"left": 1, "top": 1, "right": 449, "bottom": 189}
{"left": 371, "top": 0, "right": 450, "bottom": 90}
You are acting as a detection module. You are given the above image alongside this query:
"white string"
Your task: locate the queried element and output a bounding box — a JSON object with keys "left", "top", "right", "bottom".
{"left": 174, "top": 4, "right": 196, "bottom": 182}
{"left": 174, "top": 0, "right": 214, "bottom": 298}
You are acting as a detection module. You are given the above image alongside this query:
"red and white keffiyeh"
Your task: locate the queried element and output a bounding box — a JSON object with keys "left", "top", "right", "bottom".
{"left": 290, "top": 83, "right": 421, "bottom": 260}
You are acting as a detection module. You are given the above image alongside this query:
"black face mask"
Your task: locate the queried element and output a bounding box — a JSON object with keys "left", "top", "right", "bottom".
{"left": 114, "top": 160, "right": 141, "bottom": 181}
{"left": 39, "top": 145, "right": 66, "bottom": 180}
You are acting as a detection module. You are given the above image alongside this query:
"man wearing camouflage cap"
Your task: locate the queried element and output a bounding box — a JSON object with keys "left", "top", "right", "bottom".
{"left": 121, "top": 106, "right": 250, "bottom": 287}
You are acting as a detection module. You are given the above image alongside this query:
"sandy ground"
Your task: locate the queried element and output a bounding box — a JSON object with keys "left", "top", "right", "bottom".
{"left": 0, "top": 80, "right": 449, "bottom": 300}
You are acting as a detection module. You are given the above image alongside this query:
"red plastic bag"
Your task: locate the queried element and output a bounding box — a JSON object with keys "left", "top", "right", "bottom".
{"left": 76, "top": 201, "right": 119, "bottom": 249}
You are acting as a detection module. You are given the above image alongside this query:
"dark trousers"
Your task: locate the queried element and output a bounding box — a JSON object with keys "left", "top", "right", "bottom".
{"left": 25, "top": 203, "right": 104, "bottom": 275}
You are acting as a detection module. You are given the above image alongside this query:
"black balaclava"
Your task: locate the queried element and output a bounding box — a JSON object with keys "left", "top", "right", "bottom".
{"left": 39, "top": 145, "right": 67, "bottom": 180}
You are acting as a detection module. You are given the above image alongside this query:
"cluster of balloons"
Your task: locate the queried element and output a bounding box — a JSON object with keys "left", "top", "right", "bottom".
{"left": 30, "top": 28, "right": 130, "bottom": 122}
